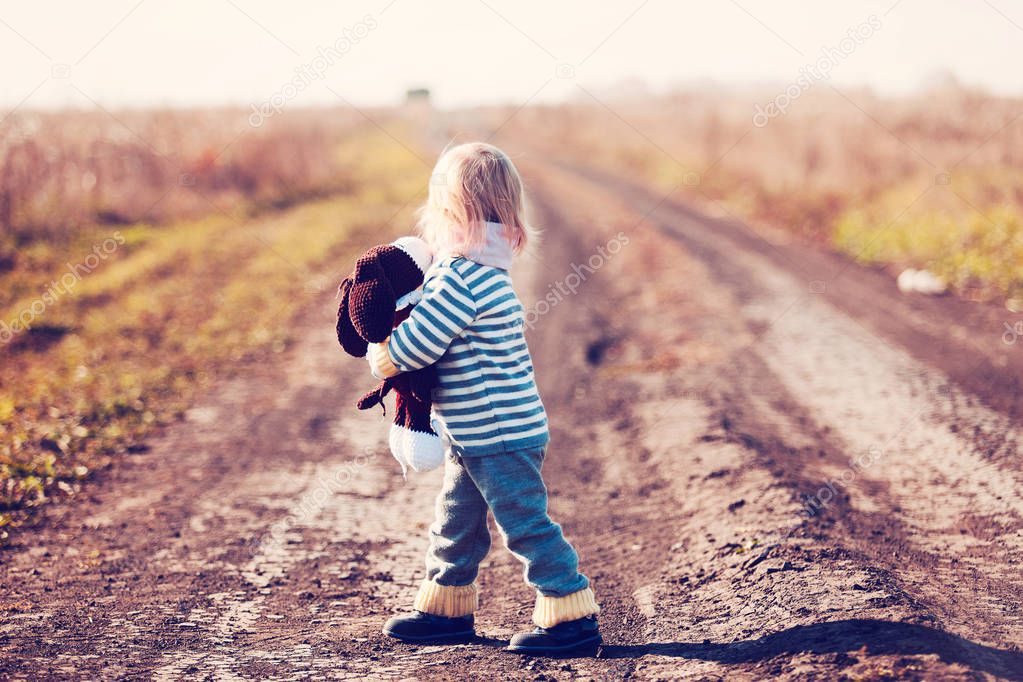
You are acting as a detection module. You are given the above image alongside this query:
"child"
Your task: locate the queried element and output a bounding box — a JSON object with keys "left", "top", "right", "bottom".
{"left": 367, "top": 142, "right": 601, "bottom": 654}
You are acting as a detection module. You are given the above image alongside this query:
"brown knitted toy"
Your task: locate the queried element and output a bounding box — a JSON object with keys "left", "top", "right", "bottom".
{"left": 336, "top": 237, "right": 444, "bottom": 474}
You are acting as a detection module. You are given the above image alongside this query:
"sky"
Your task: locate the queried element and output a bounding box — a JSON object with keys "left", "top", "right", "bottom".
{"left": 1, "top": 0, "right": 1021, "bottom": 111}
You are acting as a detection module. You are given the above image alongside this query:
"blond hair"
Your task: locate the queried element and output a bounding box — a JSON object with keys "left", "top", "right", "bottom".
{"left": 417, "top": 142, "right": 534, "bottom": 255}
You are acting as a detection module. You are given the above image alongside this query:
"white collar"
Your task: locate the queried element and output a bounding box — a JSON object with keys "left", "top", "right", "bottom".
{"left": 438, "top": 222, "right": 515, "bottom": 271}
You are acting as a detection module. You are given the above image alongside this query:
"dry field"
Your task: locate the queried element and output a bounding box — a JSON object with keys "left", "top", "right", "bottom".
{"left": 488, "top": 85, "right": 1023, "bottom": 306}
{"left": 0, "top": 108, "right": 364, "bottom": 245}
{"left": 0, "top": 108, "right": 428, "bottom": 535}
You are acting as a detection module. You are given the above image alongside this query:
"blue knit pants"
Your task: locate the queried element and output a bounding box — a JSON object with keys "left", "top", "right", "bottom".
{"left": 425, "top": 445, "right": 590, "bottom": 597}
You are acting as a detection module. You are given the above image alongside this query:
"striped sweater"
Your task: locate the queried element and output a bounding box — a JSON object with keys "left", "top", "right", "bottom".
{"left": 386, "top": 254, "right": 549, "bottom": 456}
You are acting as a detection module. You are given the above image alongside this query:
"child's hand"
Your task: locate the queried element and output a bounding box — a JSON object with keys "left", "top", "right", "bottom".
{"left": 368, "top": 340, "right": 400, "bottom": 379}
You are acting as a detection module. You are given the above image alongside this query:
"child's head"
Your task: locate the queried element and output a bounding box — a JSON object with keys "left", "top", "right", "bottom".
{"left": 418, "top": 142, "right": 533, "bottom": 255}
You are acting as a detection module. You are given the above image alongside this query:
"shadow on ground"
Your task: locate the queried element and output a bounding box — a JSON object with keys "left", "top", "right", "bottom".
{"left": 597, "top": 619, "right": 1023, "bottom": 680}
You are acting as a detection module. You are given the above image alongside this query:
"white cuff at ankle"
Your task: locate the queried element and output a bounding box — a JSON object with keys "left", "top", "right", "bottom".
{"left": 413, "top": 580, "right": 478, "bottom": 617}
{"left": 533, "top": 586, "right": 600, "bottom": 628}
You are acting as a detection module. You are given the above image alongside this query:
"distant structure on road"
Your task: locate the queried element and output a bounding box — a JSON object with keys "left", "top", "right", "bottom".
{"left": 405, "top": 88, "right": 431, "bottom": 106}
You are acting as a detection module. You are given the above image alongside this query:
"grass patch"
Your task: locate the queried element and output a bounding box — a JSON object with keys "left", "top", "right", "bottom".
{"left": 490, "top": 91, "right": 1023, "bottom": 307}
{"left": 0, "top": 131, "right": 427, "bottom": 539}
{"left": 833, "top": 169, "right": 1023, "bottom": 305}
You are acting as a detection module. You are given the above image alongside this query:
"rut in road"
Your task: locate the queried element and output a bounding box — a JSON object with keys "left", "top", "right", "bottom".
{"left": 2, "top": 154, "right": 1022, "bottom": 680}
{"left": 567, "top": 163, "right": 1023, "bottom": 647}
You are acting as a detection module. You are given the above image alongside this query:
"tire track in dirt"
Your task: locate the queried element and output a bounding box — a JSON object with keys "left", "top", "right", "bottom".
{"left": 531, "top": 159, "right": 1023, "bottom": 678}
{"left": 613, "top": 167, "right": 1023, "bottom": 637}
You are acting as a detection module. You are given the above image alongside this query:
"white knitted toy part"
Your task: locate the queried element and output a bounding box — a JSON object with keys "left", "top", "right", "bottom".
{"left": 389, "top": 422, "right": 445, "bottom": 477}
{"left": 392, "top": 236, "right": 432, "bottom": 276}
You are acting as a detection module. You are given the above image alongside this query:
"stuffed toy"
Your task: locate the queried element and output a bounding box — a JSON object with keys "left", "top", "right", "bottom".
{"left": 336, "top": 237, "right": 445, "bottom": 475}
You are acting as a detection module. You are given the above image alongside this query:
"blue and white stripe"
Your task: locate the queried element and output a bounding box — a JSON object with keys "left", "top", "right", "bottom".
{"left": 387, "top": 256, "right": 549, "bottom": 456}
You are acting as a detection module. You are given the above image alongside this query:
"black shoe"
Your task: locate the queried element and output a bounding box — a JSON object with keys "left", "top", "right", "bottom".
{"left": 507, "top": 615, "right": 602, "bottom": 655}
{"left": 382, "top": 611, "right": 476, "bottom": 643}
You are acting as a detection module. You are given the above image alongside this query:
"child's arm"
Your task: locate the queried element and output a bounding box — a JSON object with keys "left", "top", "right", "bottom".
{"left": 368, "top": 267, "right": 476, "bottom": 378}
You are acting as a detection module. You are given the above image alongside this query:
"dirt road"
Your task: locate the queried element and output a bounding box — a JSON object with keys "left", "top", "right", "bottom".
{"left": 2, "top": 152, "right": 1022, "bottom": 680}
